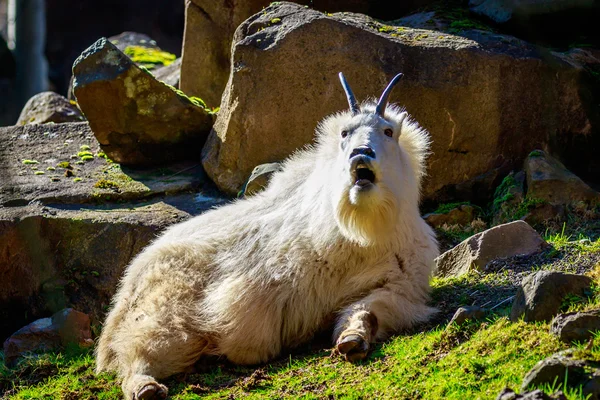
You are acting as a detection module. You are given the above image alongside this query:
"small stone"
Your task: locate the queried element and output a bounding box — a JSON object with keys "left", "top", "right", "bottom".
{"left": 550, "top": 311, "right": 600, "bottom": 343}
{"left": 3, "top": 308, "right": 91, "bottom": 366}
{"left": 511, "top": 271, "right": 592, "bottom": 323}
{"left": 17, "top": 92, "right": 85, "bottom": 125}
{"left": 521, "top": 354, "right": 587, "bottom": 392}
{"left": 524, "top": 150, "right": 600, "bottom": 206}
{"left": 243, "top": 162, "right": 282, "bottom": 197}
{"left": 435, "top": 221, "right": 547, "bottom": 277}
{"left": 448, "top": 306, "right": 486, "bottom": 327}
{"left": 424, "top": 204, "right": 476, "bottom": 228}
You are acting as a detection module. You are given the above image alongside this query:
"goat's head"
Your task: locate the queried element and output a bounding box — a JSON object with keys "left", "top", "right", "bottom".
{"left": 315, "top": 72, "right": 431, "bottom": 246}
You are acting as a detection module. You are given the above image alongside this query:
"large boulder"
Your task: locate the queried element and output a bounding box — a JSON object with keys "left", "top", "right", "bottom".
{"left": 201, "top": 2, "right": 596, "bottom": 198}
{"left": 17, "top": 92, "right": 85, "bottom": 125}
{"left": 0, "top": 122, "right": 228, "bottom": 340}
{"left": 72, "top": 38, "right": 214, "bottom": 166}
{"left": 180, "top": 0, "right": 436, "bottom": 106}
{"left": 434, "top": 221, "right": 547, "bottom": 277}
{"left": 524, "top": 150, "right": 600, "bottom": 206}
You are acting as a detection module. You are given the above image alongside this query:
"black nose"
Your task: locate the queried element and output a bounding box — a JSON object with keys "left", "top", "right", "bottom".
{"left": 350, "top": 146, "right": 376, "bottom": 159}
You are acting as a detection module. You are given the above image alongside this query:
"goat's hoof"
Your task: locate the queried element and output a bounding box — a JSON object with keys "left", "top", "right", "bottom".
{"left": 336, "top": 333, "right": 369, "bottom": 362}
{"left": 134, "top": 382, "right": 168, "bottom": 400}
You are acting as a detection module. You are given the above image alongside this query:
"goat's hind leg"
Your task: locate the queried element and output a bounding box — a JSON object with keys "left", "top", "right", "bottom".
{"left": 117, "top": 322, "right": 211, "bottom": 400}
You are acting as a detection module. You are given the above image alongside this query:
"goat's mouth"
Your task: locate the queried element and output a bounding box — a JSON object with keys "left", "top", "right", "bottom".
{"left": 352, "top": 158, "right": 376, "bottom": 188}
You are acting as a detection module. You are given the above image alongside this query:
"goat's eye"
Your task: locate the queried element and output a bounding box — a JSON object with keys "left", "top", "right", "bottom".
{"left": 341, "top": 130, "right": 348, "bottom": 138}
{"left": 384, "top": 128, "right": 394, "bottom": 137}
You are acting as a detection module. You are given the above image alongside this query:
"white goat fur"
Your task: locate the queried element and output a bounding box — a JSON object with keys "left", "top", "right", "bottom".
{"left": 96, "top": 102, "right": 439, "bottom": 399}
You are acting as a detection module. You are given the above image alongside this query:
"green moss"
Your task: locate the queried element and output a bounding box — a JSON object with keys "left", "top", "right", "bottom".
{"left": 22, "top": 159, "right": 39, "bottom": 165}
{"left": 81, "top": 155, "right": 94, "bottom": 162}
{"left": 77, "top": 151, "right": 93, "bottom": 158}
{"left": 123, "top": 46, "right": 176, "bottom": 68}
{"left": 57, "top": 161, "right": 71, "bottom": 169}
{"left": 34, "top": 171, "right": 45, "bottom": 175}
{"left": 79, "top": 145, "right": 91, "bottom": 151}
{"left": 270, "top": 17, "right": 281, "bottom": 24}
{"left": 529, "top": 150, "right": 545, "bottom": 158}
{"left": 46, "top": 166, "right": 56, "bottom": 171}
{"left": 492, "top": 174, "right": 518, "bottom": 214}
{"left": 94, "top": 179, "right": 119, "bottom": 190}
{"left": 72, "top": 177, "right": 82, "bottom": 183}
{"left": 75, "top": 161, "right": 84, "bottom": 165}
{"left": 433, "top": 201, "right": 471, "bottom": 214}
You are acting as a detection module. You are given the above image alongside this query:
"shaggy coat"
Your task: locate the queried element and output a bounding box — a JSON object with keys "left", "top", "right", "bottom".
{"left": 96, "top": 98, "right": 439, "bottom": 399}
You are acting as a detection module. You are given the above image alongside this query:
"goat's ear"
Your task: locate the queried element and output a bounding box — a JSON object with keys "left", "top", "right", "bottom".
{"left": 396, "top": 112, "right": 408, "bottom": 139}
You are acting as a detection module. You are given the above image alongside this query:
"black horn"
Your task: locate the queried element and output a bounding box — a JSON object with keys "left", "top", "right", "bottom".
{"left": 375, "top": 73, "right": 403, "bottom": 117}
{"left": 338, "top": 72, "right": 360, "bottom": 115}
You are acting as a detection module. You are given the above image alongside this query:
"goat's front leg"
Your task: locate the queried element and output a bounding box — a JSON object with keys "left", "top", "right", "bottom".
{"left": 334, "top": 285, "right": 433, "bottom": 362}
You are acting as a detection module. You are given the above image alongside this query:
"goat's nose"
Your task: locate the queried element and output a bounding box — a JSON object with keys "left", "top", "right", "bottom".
{"left": 350, "top": 146, "right": 376, "bottom": 159}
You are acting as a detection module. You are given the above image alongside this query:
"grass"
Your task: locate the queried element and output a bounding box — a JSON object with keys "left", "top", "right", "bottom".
{"left": 5, "top": 256, "right": 600, "bottom": 399}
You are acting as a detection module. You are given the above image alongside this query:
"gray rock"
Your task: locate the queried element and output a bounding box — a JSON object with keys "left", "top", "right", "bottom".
{"left": 424, "top": 204, "right": 475, "bottom": 228}
{"left": 435, "top": 221, "right": 547, "bottom": 277}
{"left": 243, "top": 162, "right": 282, "bottom": 197}
{"left": 108, "top": 31, "right": 160, "bottom": 53}
{"left": 201, "top": 2, "right": 595, "bottom": 197}
{"left": 17, "top": 92, "right": 85, "bottom": 125}
{"left": 511, "top": 271, "right": 592, "bottom": 322}
{"left": 72, "top": 38, "right": 213, "bottom": 166}
{"left": 3, "top": 308, "right": 92, "bottom": 366}
{"left": 550, "top": 311, "right": 600, "bottom": 343}
{"left": 448, "top": 306, "right": 486, "bottom": 326}
{"left": 0, "top": 123, "right": 214, "bottom": 206}
{"left": 524, "top": 150, "right": 600, "bottom": 206}
{"left": 521, "top": 353, "right": 588, "bottom": 392}
{"left": 153, "top": 58, "right": 181, "bottom": 89}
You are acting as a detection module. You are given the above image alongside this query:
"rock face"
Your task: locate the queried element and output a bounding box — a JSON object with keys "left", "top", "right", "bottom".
{"left": 201, "top": 2, "right": 595, "bottom": 197}
{"left": 424, "top": 204, "right": 475, "bottom": 228}
{"left": 3, "top": 308, "right": 92, "bottom": 366}
{"left": 243, "top": 162, "right": 282, "bottom": 197}
{"left": 511, "top": 271, "right": 592, "bottom": 322}
{"left": 435, "top": 221, "right": 547, "bottom": 277}
{"left": 180, "top": 0, "right": 435, "bottom": 107}
{"left": 0, "top": 122, "right": 228, "bottom": 340}
{"left": 551, "top": 311, "right": 600, "bottom": 343}
{"left": 17, "top": 92, "right": 85, "bottom": 125}
{"left": 525, "top": 150, "right": 600, "bottom": 206}
{"left": 72, "top": 38, "right": 213, "bottom": 166}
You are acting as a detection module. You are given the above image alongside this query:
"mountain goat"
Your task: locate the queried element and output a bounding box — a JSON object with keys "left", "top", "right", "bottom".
{"left": 96, "top": 72, "right": 439, "bottom": 400}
